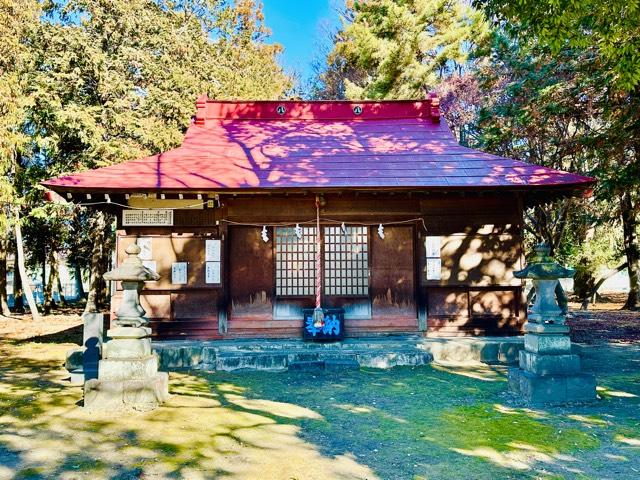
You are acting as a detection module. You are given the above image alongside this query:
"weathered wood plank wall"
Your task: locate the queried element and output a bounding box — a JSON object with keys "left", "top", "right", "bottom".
{"left": 112, "top": 192, "right": 525, "bottom": 339}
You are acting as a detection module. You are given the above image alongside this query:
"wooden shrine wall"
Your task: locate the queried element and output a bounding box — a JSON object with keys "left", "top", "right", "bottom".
{"left": 111, "top": 218, "right": 224, "bottom": 340}
{"left": 368, "top": 226, "right": 417, "bottom": 334}
{"left": 111, "top": 192, "right": 525, "bottom": 339}
{"left": 227, "top": 226, "right": 284, "bottom": 337}
{"left": 418, "top": 196, "right": 525, "bottom": 336}
{"left": 224, "top": 196, "right": 422, "bottom": 337}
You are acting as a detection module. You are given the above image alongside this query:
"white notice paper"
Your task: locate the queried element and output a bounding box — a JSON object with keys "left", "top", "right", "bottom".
{"left": 205, "top": 239, "right": 221, "bottom": 262}
{"left": 426, "top": 258, "right": 442, "bottom": 280}
{"left": 137, "top": 237, "right": 153, "bottom": 260}
{"left": 171, "top": 262, "right": 188, "bottom": 284}
{"left": 205, "top": 261, "right": 221, "bottom": 284}
{"left": 425, "top": 236, "right": 441, "bottom": 258}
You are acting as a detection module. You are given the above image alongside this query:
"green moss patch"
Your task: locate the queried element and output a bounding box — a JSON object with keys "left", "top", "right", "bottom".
{"left": 432, "top": 404, "right": 600, "bottom": 454}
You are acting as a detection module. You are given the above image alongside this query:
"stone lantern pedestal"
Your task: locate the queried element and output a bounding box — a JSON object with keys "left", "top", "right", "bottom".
{"left": 508, "top": 244, "right": 596, "bottom": 405}
{"left": 84, "top": 244, "right": 169, "bottom": 411}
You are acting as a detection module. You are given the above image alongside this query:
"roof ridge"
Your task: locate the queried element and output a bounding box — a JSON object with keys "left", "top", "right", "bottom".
{"left": 193, "top": 94, "right": 441, "bottom": 124}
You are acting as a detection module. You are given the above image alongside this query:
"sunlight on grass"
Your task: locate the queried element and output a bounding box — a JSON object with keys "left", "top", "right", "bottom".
{"left": 431, "top": 361, "right": 507, "bottom": 382}
{"left": 494, "top": 404, "right": 547, "bottom": 419}
{"left": 169, "top": 372, "right": 220, "bottom": 399}
{"left": 451, "top": 445, "right": 536, "bottom": 470}
{"left": 432, "top": 403, "right": 600, "bottom": 471}
{"left": 596, "top": 385, "right": 638, "bottom": 398}
{"left": 605, "top": 453, "right": 628, "bottom": 461}
{"left": 333, "top": 403, "right": 408, "bottom": 424}
{"left": 0, "top": 342, "right": 376, "bottom": 480}
{"left": 216, "top": 383, "right": 247, "bottom": 394}
{"left": 567, "top": 414, "right": 609, "bottom": 426}
{"left": 334, "top": 403, "right": 374, "bottom": 414}
{"left": 0, "top": 466, "right": 13, "bottom": 479}
{"left": 222, "top": 393, "right": 323, "bottom": 419}
{"left": 614, "top": 435, "right": 640, "bottom": 446}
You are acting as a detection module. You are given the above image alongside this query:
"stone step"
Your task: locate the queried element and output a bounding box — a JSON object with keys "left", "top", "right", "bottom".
{"left": 202, "top": 349, "right": 433, "bottom": 372}
{"left": 152, "top": 336, "right": 522, "bottom": 372}
{"left": 215, "top": 343, "right": 422, "bottom": 353}
{"left": 155, "top": 337, "right": 423, "bottom": 352}
{"left": 289, "top": 360, "right": 325, "bottom": 371}
{"left": 417, "top": 337, "right": 523, "bottom": 365}
{"left": 211, "top": 352, "right": 291, "bottom": 372}
{"left": 325, "top": 359, "right": 360, "bottom": 371}
{"left": 289, "top": 359, "right": 360, "bottom": 372}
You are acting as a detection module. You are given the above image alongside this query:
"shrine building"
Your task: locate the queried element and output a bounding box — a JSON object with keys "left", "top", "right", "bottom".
{"left": 43, "top": 96, "right": 594, "bottom": 340}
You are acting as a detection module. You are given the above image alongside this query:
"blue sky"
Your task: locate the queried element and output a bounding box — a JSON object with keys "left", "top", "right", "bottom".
{"left": 262, "top": 0, "right": 341, "bottom": 85}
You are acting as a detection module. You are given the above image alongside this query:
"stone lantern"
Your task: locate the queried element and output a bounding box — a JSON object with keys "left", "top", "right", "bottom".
{"left": 508, "top": 243, "right": 596, "bottom": 404}
{"left": 84, "top": 244, "right": 169, "bottom": 411}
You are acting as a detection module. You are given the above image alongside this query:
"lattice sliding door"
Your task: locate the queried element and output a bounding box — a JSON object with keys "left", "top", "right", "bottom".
{"left": 274, "top": 227, "right": 317, "bottom": 297}
{"left": 323, "top": 226, "right": 369, "bottom": 296}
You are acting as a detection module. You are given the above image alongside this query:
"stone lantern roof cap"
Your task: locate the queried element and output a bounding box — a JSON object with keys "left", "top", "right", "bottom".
{"left": 104, "top": 244, "right": 160, "bottom": 282}
{"left": 514, "top": 243, "right": 575, "bottom": 280}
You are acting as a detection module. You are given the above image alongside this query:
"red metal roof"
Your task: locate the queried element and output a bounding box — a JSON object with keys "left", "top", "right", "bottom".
{"left": 43, "top": 97, "right": 594, "bottom": 193}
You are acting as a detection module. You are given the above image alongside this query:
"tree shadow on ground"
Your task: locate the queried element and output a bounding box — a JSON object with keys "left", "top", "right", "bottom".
{"left": 0, "top": 340, "right": 377, "bottom": 479}
{"left": 1, "top": 340, "right": 639, "bottom": 479}
{"left": 16, "top": 324, "right": 84, "bottom": 345}
{"left": 207, "top": 349, "right": 640, "bottom": 480}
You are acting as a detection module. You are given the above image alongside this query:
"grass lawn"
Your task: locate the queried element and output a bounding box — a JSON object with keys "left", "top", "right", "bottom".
{"left": 0, "top": 315, "right": 639, "bottom": 479}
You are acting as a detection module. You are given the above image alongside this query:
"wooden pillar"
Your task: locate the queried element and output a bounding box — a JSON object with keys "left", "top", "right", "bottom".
{"left": 415, "top": 223, "right": 428, "bottom": 331}
{"left": 516, "top": 192, "right": 526, "bottom": 320}
{"left": 218, "top": 198, "right": 229, "bottom": 334}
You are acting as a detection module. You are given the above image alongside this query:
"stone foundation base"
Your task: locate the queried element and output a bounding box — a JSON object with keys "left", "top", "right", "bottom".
{"left": 84, "top": 372, "right": 170, "bottom": 411}
{"left": 508, "top": 368, "right": 596, "bottom": 405}
{"left": 99, "top": 355, "right": 159, "bottom": 381}
{"left": 524, "top": 333, "right": 571, "bottom": 354}
{"left": 519, "top": 350, "right": 580, "bottom": 375}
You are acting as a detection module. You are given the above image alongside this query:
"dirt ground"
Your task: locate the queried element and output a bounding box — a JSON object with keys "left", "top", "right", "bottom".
{"left": 567, "top": 294, "right": 640, "bottom": 344}
{"left": 0, "top": 306, "right": 84, "bottom": 343}
{"left": 0, "top": 302, "right": 639, "bottom": 480}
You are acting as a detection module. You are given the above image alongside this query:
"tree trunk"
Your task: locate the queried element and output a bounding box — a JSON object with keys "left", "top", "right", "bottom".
{"left": 84, "top": 211, "right": 108, "bottom": 314}
{"left": 580, "top": 263, "right": 628, "bottom": 310}
{"left": 56, "top": 259, "right": 67, "bottom": 307}
{"left": 0, "top": 235, "right": 10, "bottom": 316}
{"left": 74, "top": 263, "right": 86, "bottom": 300}
{"left": 43, "top": 247, "right": 58, "bottom": 314}
{"left": 621, "top": 191, "right": 640, "bottom": 310}
{"left": 41, "top": 244, "right": 47, "bottom": 308}
{"left": 12, "top": 247, "right": 24, "bottom": 313}
{"left": 99, "top": 238, "right": 113, "bottom": 307}
{"left": 101, "top": 213, "right": 115, "bottom": 307}
{"left": 13, "top": 207, "right": 40, "bottom": 320}
{"left": 42, "top": 250, "right": 55, "bottom": 315}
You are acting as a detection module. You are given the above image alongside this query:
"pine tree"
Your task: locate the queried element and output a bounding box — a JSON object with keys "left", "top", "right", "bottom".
{"left": 0, "top": 0, "right": 41, "bottom": 318}
{"left": 18, "top": 0, "right": 292, "bottom": 314}
{"left": 315, "top": 0, "right": 490, "bottom": 99}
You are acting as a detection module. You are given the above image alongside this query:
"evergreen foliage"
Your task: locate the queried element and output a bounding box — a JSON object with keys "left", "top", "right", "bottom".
{"left": 1, "top": 0, "right": 291, "bottom": 315}
{"left": 315, "top": 0, "right": 490, "bottom": 99}
{"left": 476, "top": 0, "right": 640, "bottom": 90}
{"left": 313, "top": 0, "right": 639, "bottom": 308}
